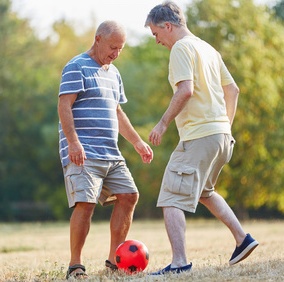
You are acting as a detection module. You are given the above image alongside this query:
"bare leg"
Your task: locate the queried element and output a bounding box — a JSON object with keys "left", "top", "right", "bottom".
{"left": 108, "top": 193, "right": 139, "bottom": 264}
{"left": 199, "top": 191, "right": 246, "bottom": 246}
{"left": 163, "top": 207, "right": 187, "bottom": 268}
{"left": 69, "top": 202, "right": 95, "bottom": 268}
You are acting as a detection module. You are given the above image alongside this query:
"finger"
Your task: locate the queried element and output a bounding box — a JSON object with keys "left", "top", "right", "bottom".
{"left": 147, "top": 148, "right": 154, "bottom": 159}
{"left": 156, "top": 138, "right": 161, "bottom": 146}
{"left": 145, "top": 153, "right": 153, "bottom": 162}
{"left": 150, "top": 134, "right": 157, "bottom": 145}
{"left": 72, "top": 154, "right": 83, "bottom": 165}
{"left": 149, "top": 131, "right": 155, "bottom": 142}
{"left": 70, "top": 155, "right": 76, "bottom": 163}
{"left": 147, "top": 155, "right": 153, "bottom": 163}
{"left": 143, "top": 155, "right": 151, "bottom": 164}
{"left": 153, "top": 137, "right": 160, "bottom": 146}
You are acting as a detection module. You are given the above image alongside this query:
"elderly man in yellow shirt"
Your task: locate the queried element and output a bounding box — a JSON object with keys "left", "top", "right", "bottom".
{"left": 145, "top": 1, "right": 258, "bottom": 275}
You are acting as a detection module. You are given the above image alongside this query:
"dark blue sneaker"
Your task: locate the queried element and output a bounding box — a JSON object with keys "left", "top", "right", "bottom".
{"left": 229, "top": 234, "right": 259, "bottom": 265}
{"left": 150, "top": 263, "right": 192, "bottom": 275}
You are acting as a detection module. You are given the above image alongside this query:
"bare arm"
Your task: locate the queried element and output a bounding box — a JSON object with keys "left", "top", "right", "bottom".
{"left": 117, "top": 105, "right": 153, "bottom": 163}
{"left": 58, "top": 94, "right": 86, "bottom": 166}
{"left": 222, "top": 82, "right": 239, "bottom": 126}
{"left": 149, "top": 80, "right": 193, "bottom": 146}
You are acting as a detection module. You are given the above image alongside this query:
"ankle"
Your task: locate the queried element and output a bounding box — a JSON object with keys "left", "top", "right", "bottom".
{"left": 236, "top": 233, "right": 247, "bottom": 247}
{"left": 171, "top": 260, "right": 188, "bottom": 268}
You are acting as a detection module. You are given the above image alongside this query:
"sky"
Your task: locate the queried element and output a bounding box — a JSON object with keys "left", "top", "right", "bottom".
{"left": 11, "top": 0, "right": 273, "bottom": 45}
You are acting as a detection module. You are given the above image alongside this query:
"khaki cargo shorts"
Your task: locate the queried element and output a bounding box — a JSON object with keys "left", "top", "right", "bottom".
{"left": 157, "top": 134, "right": 235, "bottom": 213}
{"left": 63, "top": 159, "right": 138, "bottom": 208}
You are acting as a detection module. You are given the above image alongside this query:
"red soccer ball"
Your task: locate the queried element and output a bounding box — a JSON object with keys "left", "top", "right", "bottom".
{"left": 114, "top": 239, "right": 149, "bottom": 274}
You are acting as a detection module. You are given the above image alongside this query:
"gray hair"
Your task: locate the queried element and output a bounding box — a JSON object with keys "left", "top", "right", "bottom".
{"left": 96, "top": 20, "right": 126, "bottom": 38}
{"left": 144, "top": 1, "right": 186, "bottom": 28}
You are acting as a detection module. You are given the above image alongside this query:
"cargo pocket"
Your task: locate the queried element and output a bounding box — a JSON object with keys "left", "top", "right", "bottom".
{"left": 164, "top": 163, "right": 197, "bottom": 196}
{"left": 64, "top": 164, "right": 84, "bottom": 193}
{"left": 226, "top": 137, "right": 236, "bottom": 164}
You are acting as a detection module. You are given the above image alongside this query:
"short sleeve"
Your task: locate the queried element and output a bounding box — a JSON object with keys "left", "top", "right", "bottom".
{"left": 218, "top": 53, "right": 235, "bottom": 86}
{"left": 59, "top": 62, "right": 84, "bottom": 96}
{"left": 170, "top": 44, "right": 194, "bottom": 86}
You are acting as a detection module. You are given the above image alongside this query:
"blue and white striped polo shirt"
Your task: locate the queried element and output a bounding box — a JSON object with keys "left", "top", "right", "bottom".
{"left": 58, "top": 53, "right": 127, "bottom": 167}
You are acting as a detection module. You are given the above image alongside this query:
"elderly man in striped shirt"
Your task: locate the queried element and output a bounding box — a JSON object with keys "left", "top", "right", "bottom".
{"left": 58, "top": 20, "right": 153, "bottom": 279}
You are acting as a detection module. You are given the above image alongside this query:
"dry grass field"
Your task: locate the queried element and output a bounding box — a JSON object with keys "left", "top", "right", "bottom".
{"left": 0, "top": 219, "right": 283, "bottom": 281}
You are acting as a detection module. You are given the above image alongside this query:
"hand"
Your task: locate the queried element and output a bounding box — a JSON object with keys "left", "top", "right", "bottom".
{"left": 68, "top": 141, "right": 87, "bottom": 166}
{"left": 149, "top": 120, "right": 168, "bottom": 146}
{"left": 133, "top": 140, "right": 154, "bottom": 164}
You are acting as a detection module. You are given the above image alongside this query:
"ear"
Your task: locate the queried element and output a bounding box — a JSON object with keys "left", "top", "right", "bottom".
{"left": 95, "top": 35, "right": 101, "bottom": 43}
{"left": 165, "top": 22, "right": 172, "bottom": 31}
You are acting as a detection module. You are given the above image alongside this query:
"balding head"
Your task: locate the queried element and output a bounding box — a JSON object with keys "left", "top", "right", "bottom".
{"left": 96, "top": 20, "right": 126, "bottom": 41}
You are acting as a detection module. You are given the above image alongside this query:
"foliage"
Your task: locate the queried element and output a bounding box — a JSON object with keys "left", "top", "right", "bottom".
{"left": 273, "top": 0, "right": 284, "bottom": 21}
{"left": 185, "top": 0, "right": 284, "bottom": 216}
{"left": 0, "top": 0, "right": 59, "bottom": 220}
{"left": 115, "top": 39, "right": 179, "bottom": 218}
{"left": 0, "top": 0, "right": 283, "bottom": 221}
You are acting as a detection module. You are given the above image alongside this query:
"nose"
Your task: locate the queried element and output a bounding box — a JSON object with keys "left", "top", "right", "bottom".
{"left": 114, "top": 49, "right": 121, "bottom": 58}
{"left": 110, "top": 50, "right": 119, "bottom": 61}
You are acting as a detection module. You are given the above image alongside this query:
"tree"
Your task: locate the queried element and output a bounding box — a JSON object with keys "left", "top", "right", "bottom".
{"left": 273, "top": 0, "right": 284, "bottom": 21}
{"left": 0, "top": 0, "right": 58, "bottom": 219}
{"left": 1, "top": 0, "right": 283, "bottom": 221}
{"left": 0, "top": 0, "right": 66, "bottom": 220}
{"left": 185, "top": 0, "right": 284, "bottom": 217}
{"left": 41, "top": 21, "right": 97, "bottom": 220}
{"left": 114, "top": 39, "right": 179, "bottom": 218}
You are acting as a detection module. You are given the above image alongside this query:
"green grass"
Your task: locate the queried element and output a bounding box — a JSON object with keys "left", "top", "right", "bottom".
{"left": 0, "top": 220, "right": 283, "bottom": 281}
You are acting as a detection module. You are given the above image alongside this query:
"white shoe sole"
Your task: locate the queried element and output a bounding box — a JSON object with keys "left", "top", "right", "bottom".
{"left": 229, "top": 240, "right": 259, "bottom": 265}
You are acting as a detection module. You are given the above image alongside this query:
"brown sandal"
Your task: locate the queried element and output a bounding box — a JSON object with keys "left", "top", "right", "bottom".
{"left": 105, "top": 260, "right": 118, "bottom": 271}
{"left": 66, "top": 264, "right": 88, "bottom": 279}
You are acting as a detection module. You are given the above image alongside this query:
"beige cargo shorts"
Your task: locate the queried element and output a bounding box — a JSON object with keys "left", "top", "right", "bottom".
{"left": 157, "top": 134, "right": 235, "bottom": 213}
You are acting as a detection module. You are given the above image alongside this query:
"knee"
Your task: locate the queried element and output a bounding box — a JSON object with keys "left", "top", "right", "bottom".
{"left": 199, "top": 191, "right": 218, "bottom": 206}
{"left": 74, "top": 202, "right": 95, "bottom": 217}
{"left": 199, "top": 197, "right": 205, "bottom": 205}
{"left": 116, "top": 193, "right": 139, "bottom": 207}
{"left": 199, "top": 196, "right": 210, "bottom": 205}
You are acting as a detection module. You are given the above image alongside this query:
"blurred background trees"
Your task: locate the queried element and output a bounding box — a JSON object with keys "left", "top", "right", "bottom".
{"left": 184, "top": 0, "right": 284, "bottom": 218}
{"left": 0, "top": 0, "right": 283, "bottom": 221}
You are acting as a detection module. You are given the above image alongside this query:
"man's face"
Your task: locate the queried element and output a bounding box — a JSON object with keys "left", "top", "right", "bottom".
{"left": 149, "top": 23, "right": 173, "bottom": 50}
{"left": 95, "top": 32, "right": 125, "bottom": 65}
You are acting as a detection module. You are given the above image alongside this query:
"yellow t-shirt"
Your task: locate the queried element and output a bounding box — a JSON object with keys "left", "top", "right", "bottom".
{"left": 169, "top": 35, "right": 235, "bottom": 141}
